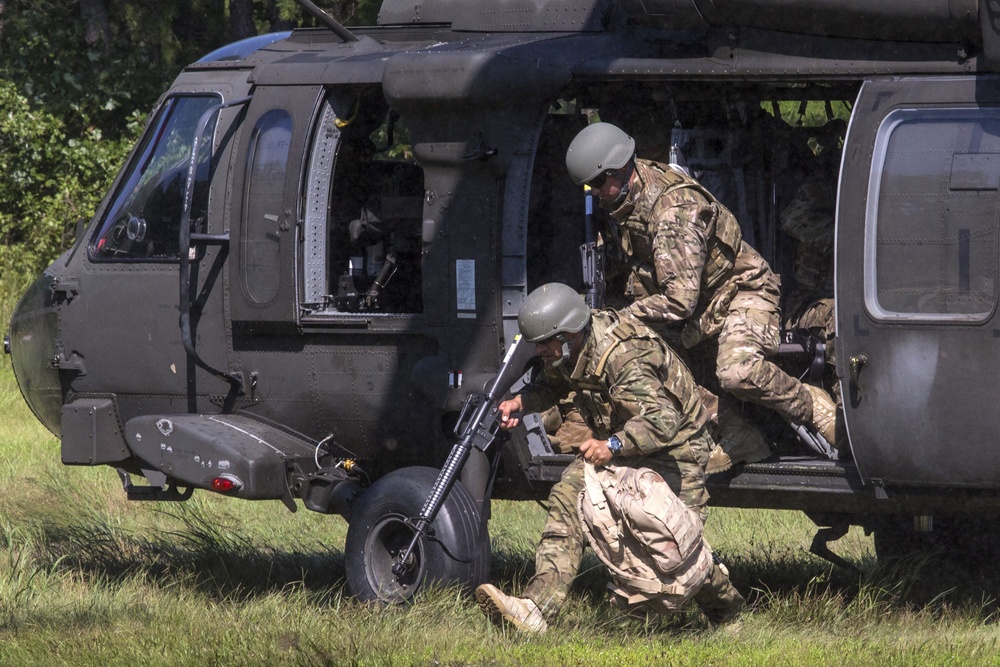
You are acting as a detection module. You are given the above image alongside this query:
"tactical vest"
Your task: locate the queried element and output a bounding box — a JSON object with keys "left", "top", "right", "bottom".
{"left": 571, "top": 312, "right": 709, "bottom": 439}
{"left": 781, "top": 176, "right": 835, "bottom": 294}
{"left": 621, "top": 162, "right": 743, "bottom": 294}
{"left": 577, "top": 462, "right": 713, "bottom": 612}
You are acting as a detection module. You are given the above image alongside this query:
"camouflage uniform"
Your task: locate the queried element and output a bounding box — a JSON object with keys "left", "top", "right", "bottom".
{"left": 604, "top": 158, "right": 817, "bottom": 427}
{"left": 781, "top": 170, "right": 840, "bottom": 405}
{"left": 540, "top": 398, "right": 594, "bottom": 454}
{"left": 517, "top": 310, "right": 744, "bottom": 623}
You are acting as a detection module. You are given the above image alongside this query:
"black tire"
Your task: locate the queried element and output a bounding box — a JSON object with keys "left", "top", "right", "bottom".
{"left": 345, "top": 466, "right": 490, "bottom": 603}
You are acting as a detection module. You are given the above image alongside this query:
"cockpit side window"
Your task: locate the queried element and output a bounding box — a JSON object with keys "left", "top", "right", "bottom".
{"left": 89, "top": 94, "right": 219, "bottom": 261}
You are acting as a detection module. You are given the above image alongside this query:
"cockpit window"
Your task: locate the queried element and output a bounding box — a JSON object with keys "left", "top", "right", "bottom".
{"left": 89, "top": 94, "right": 219, "bottom": 261}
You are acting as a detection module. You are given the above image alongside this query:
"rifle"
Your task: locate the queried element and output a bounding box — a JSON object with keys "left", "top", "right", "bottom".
{"left": 579, "top": 184, "right": 606, "bottom": 309}
{"left": 391, "top": 334, "right": 534, "bottom": 578}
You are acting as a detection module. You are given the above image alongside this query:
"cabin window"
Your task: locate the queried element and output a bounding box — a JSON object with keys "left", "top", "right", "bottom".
{"left": 241, "top": 109, "right": 293, "bottom": 305}
{"left": 867, "top": 108, "right": 1000, "bottom": 320}
{"left": 90, "top": 94, "right": 219, "bottom": 261}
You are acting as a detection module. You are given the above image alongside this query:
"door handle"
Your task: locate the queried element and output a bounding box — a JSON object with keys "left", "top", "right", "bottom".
{"left": 849, "top": 353, "right": 868, "bottom": 391}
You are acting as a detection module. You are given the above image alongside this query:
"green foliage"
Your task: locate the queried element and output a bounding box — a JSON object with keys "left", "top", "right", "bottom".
{"left": 0, "top": 0, "right": 385, "bottom": 282}
{"left": 768, "top": 99, "right": 852, "bottom": 128}
{"left": 278, "top": 0, "right": 383, "bottom": 28}
{"left": 0, "top": 0, "right": 211, "bottom": 139}
{"left": 0, "top": 80, "right": 141, "bottom": 278}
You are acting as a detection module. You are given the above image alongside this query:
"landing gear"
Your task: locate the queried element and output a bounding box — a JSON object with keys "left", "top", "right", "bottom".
{"left": 344, "top": 466, "right": 489, "bottom": 603}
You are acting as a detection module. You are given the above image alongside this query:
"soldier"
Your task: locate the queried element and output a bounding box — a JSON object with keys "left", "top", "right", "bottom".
{"left": 563, "top": 122, "right": 839, "bottom": 454}
{"left": 475, "top": 283, "right": 744, "bottom": 633}
{"left": 780, "top": 131, "right": 842, "bottom": 406}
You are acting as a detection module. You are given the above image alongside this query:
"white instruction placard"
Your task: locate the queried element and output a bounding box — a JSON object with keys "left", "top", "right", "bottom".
{"left": 456, "top": 259, "right": 476, "bottom": 314}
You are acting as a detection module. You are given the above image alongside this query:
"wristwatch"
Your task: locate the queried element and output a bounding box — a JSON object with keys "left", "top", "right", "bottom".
{"left": 607, "top": 434, "right": 623, "bottom": 457}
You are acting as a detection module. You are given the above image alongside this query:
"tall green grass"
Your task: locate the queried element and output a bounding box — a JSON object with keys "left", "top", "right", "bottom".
{"left": 3, "top": 291, "right": 1000, "bottom": 664}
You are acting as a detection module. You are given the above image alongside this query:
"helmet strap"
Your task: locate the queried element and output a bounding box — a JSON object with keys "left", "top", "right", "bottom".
{"left": 611, "top": 159, "right": 636, "bottom": 207}
{"left": 552, "top": 326, "right": 589, "bottom": 368}
{"left": 559, "top": 338, "right": 572, "bottom": 367}
{"left": 548, "top": 334, "right": 572, "bottom": 368}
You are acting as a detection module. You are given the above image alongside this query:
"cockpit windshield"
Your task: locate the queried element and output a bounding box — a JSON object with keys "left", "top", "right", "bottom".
{"left": 90, "top": 95, "right": 219, "bottom": 261}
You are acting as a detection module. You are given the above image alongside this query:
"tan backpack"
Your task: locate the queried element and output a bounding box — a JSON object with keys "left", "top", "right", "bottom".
{"left": 577, "top": 462, "right": 713, "bottom": 613}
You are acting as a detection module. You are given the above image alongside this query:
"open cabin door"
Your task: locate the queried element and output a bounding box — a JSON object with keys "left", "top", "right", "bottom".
{"left": 230, "top": 85, "right": 324, "bottom": 325}
{"left": 837, "top": 76, "right": 1000, "bottom": 489}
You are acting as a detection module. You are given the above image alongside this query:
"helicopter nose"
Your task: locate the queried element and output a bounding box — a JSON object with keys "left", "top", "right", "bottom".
{"left": 7, "top": 272, "right": 63, "bottom": 435}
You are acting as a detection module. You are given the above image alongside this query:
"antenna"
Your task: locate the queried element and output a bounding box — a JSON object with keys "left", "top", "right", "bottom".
{"left": 292, "top": 0, "right": 359, "bottom": 42}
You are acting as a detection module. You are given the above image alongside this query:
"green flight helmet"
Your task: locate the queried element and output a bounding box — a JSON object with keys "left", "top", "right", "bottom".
{"left": 518, "top": 283, "right": 591, "bottom": 343}
{"left": 565, "top": 122, "right": 636, "bottom": 185}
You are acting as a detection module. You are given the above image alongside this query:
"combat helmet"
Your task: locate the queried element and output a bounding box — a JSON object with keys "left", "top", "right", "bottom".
{"left": 518, "top": 283, "right": 591, "bottom": 343}
{"left": 565, "top": 122, "right": 636, "bottom": 185}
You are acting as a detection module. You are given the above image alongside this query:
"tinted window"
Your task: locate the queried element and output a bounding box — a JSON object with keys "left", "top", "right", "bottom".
{"left": 90, "top": 95, "right": 218, "bottom": 261}
{"left": 242, "top": 110, "right": 292, "bottom": 305}
{"left": 868, "top": 109, "right": 1000, "bottom": 320}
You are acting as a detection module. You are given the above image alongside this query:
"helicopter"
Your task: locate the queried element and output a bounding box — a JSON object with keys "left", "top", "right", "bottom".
{"left": 8, "top": 0, "right": 1000, "bottom": 600}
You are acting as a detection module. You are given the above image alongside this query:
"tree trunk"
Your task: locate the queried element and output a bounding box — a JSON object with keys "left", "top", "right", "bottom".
{"left": 78, "top": 0, "right": 111, "bottom": 54}
{"left": 229, "top": 0, "right": 256, "bottom": 41}
{"left": 266, "top": 0, "right": 293, "bottom": 31}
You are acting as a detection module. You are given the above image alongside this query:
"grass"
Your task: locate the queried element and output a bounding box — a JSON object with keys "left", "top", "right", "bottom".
{"left": 3, "top": 315, "right": 1000, "bottom": 664}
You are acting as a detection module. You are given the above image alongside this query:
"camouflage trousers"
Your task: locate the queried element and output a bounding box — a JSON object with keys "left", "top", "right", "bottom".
{"left": 522, "top": 448, "right": 744, "bottom": 623}
{"left": 715, "top": 299, "right": 814, "bottom": 425}
{"left": 784, "top": 295, "right": 840, "bottom": 406}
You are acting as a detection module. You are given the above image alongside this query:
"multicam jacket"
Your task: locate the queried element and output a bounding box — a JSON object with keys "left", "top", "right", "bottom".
{"left": 517, "top": 310, "right": 711, "bottom": 459}
{"left": 604, "top": 159, "right": 780, "bottom": 346}
{"left": 780, "top": 170, "right": 835, "bottom": 299}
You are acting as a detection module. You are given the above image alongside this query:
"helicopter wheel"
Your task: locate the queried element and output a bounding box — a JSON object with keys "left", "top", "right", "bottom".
{"left": 344, "top": 466, "right": 489, "bottom": 603}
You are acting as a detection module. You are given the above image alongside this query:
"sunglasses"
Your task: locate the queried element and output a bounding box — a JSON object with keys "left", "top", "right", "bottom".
{"left": 587, "top": 169, "right": 616, "bottom": 188}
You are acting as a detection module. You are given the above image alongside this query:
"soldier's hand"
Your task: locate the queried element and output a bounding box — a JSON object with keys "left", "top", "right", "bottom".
{"left": 498, "top": 396, "right": 524, "bottom": 429}
{"left": 579, "top": 438, "right": 613, "bottom": 467}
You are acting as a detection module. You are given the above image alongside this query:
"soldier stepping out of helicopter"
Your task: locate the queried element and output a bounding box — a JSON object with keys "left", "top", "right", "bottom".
{"left": 564, "top": 122, "right": 841, "bottom": 458}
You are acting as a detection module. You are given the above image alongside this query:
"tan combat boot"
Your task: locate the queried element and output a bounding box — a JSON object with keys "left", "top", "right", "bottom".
{"left": 706, "top": 444, "right": 733, "bottom": 474}
{"left": 475, "top": 583, "right": 548, "bottom": 634}
{"left": 804, "top": 384, "right": 838, "bottom": 447}
{"left": 714, "top": 397, "right": 772, "bottom": 469}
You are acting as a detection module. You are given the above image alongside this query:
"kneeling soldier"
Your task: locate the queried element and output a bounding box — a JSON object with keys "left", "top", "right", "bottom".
{"left": 476, "top": 283, "right": 744, "bottom": 633}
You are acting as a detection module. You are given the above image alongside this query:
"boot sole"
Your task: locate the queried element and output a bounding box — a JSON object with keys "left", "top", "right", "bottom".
{"left": 475, "top": 585, "right": 546, "bottom": 634}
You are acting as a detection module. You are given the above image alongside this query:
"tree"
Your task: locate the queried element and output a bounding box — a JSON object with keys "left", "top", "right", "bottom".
{"left": 0, "top": 0, "right": 385, "bottom": 277}
{"left": 0, "top": 80, "right": 141, "bottom": 276}
{"left": 231, "top": 0, "right": 256, "bottom": 39}
{"left": 79, "top": 0, "right": 111, "bottom": 54}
